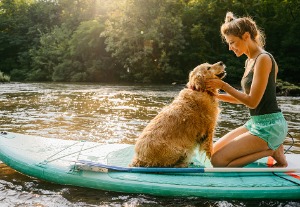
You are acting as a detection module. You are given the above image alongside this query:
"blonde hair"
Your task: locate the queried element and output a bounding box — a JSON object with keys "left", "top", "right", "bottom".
{"left": 221, "top": 12, "right": 266, "bottom": 47}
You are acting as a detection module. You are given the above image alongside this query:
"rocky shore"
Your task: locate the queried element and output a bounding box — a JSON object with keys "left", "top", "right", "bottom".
{"left": 276, "top": 79, "right": 300, "bottom": 96}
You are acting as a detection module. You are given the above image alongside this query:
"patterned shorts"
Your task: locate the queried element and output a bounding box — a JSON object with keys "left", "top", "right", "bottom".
{"left": 244, "top": 112, "right": 288, "bottom": 150}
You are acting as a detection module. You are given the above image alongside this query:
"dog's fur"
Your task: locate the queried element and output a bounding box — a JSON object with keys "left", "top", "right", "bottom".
{"left": 130, "top": 62, "right": 226, "bottom": 167}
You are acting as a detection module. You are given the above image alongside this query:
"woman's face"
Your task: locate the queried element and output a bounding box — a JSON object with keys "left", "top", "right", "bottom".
{"left": 224, "top": 34, "right": 246, "bottom": 57}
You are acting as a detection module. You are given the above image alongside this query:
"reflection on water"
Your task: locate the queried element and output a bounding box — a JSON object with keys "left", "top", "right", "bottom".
{"left": 0, "top": 82, "right": 299, "bottom": 206}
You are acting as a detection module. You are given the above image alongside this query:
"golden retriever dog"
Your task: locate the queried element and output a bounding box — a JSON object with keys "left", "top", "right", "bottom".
{"left": 130, "top": 62, "right": 226, "bottom": 167}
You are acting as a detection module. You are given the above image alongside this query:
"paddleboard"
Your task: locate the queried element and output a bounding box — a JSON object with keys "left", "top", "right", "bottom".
{"left": 0, "top": 132, "right": 299, "bottom": 199}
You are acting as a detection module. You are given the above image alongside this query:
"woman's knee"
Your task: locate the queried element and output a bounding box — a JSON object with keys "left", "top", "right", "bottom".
{"left": 210, "top": 152, "right": 228, "bottom": 167}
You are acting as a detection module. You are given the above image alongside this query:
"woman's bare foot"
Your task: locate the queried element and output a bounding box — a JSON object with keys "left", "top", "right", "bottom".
{"left": 272, "top": 144, "right": 288, "bottom": 168}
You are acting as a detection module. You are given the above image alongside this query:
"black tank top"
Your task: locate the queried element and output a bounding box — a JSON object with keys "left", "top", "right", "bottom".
{"left": 241, "top": 53, "right": 281, "bottom": 116}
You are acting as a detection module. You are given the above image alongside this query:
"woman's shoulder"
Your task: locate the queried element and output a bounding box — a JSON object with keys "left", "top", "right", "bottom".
{"left": 254, "top": 53, "right": 273, "bottom": 74}
{"left": 256, "top": 52, "right": 273, "bottom": 64}
{"left": 259, "top": 51, "right": 276, "bottom": 61}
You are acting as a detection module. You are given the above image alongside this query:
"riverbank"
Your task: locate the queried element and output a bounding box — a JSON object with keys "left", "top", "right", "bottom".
{"left": 0, "top": 71, "right": 10, "bottom": 82}
{"left": 276, "top": 79, "right": 300, "bottom": 96}
{"left": 1, "top": 79, "right": 299, "bottom": 96}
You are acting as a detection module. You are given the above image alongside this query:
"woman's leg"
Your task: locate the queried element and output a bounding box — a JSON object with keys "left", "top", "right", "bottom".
{"left": 212, "top": 131, "right": 288, "bottom": 167}
{"left": 212, "top": 125, "right": 288, "bottom": 167}
{"left": 225, "top": 143, "right": 287, "bottom": 167}
{"left": 213, "top": 126, "right": 248, "bottom": 154}
{"left": 272, "top": 144, "right": 288, "bottom": 167}
{"left": 211, "top": 131, "right": 271, "bottom": 167}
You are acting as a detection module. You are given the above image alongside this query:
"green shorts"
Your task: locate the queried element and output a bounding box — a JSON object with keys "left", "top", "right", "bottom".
{"left": 244, "top": 112, "right": 288, "bottom": 150}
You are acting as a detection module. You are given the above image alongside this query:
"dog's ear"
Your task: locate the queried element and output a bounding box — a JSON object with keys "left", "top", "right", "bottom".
{"left": 195, "top": 73, "right": 206, "bottom": 91}
{"left": 187, "top": 70, "right": 205, "bottom": 91}
{"left": 186, "top": 70, "right": 196, "bottom": 90}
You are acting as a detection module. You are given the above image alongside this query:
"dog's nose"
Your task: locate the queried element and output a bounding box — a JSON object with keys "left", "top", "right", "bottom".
{"left": 219, "top": 61, "right": 224, "bottom": 66}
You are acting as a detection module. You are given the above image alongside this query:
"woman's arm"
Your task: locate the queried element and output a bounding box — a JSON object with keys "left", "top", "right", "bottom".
{"left": 206, "top": 54, "right": 272, "bottom": 108}
{"left": 216, "top": 93, "right": 241, "bottom": 104}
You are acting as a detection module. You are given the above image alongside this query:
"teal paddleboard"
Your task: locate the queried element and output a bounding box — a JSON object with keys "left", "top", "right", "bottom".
{"left": 0, "top": 132, "right": 299, "bottom": 199}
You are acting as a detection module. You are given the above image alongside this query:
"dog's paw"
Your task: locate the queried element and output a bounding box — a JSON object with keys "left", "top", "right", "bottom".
{"left": 129, "top": 157, "right": 139, "bottom": 167}
{"left": 173, "top": 162, "right": 189, "bottom": 168}
{"left": 130, "top": 158, "right": 149, "bottom": 167}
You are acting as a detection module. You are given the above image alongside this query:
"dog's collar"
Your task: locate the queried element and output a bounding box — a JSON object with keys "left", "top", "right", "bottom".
{"left": 188, "top": 86, "right": 204, "bottom": 92}
{"left": 188, "top": 86, "right": 216, "bottom": 96}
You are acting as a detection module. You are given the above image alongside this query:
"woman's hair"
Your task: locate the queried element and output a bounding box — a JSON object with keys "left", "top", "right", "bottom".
{"left": 221, "top": 12, "right": 265, "bottom": 47}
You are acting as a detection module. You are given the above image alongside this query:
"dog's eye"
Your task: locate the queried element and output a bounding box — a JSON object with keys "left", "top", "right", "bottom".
{"left": 207, "top": 67, "right": 211, "bottom": 70}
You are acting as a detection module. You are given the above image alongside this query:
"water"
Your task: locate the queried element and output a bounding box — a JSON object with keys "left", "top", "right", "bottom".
{"left": 0, "top": 82, "right": 299, "bottom": 207}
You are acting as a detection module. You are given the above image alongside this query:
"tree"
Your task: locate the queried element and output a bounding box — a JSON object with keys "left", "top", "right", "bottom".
{"left": 0, "top": 0, "right": 62, "bottom": 81}
{"left": 180, "top": 0, "right": 246, "bottom": 84}
{"left": 0, "top": 0, "right": 299, "bottom": 84}
{"left": 0, "top": 0, "right": 32, "bottom": 76}
{"left": 103, "top": 0, "right": 186, "bottom": 83}
{"left": 68, "top": 19, "right": 115, "bottom": 82}
{"left": 29, "top": 25, "right": 72, "bottom": 81}
{"left": 58, "top": 0, "right": 99, "bottom": 28}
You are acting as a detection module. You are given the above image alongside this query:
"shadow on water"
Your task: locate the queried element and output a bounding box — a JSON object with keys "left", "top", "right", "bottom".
{"left": 0, "top": 82, "right": 299, "bottom": 206}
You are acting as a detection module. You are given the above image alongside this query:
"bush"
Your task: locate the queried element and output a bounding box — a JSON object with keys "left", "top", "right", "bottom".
{"left": 0, "top": 71, "right": 10, "bottom": 82}
{"left": 277, "top": 79, "right": 300, "bottom": 96}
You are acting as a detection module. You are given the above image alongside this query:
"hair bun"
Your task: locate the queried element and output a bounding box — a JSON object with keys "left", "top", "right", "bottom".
{"left": 225, "top": 12, "right": 235, "bottom": 23}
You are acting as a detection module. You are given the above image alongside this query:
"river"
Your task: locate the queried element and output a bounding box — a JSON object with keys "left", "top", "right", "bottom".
{"left": 0, "top": 82, "right": 299, "bottom": 207}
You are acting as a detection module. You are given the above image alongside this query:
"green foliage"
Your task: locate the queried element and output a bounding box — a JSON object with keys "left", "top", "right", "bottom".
{"left": 277, "top": 79, "right": 300, "bottom": 96}
{"left": 28, "top": 25, "right": 73, "bottom": 81}
{"left": 69, "top": 19, "right": 115, "bottom": 82}
{"left": 0, "top": 71, "right": 10, "bottom": 82}
{"left": 0, "top": 0, "right": 32, "bottom": 75}
{"left": 103, "top": 0, "right": 186, "bottom": 83}
{"left": 0, "top": 0, "right": 299, "bottom": 85}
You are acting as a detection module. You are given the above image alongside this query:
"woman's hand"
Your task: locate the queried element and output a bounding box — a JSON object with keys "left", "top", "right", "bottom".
{"left": 205, "top": 79, "right": 242, "bottom": 104}
{"left": 205, "top": 79, "right": 226, "bottom": 90}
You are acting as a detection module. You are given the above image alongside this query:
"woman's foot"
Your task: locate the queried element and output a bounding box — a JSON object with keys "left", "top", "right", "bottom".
{"left": 272, "top": 144, "right": 288, "bottom": 168}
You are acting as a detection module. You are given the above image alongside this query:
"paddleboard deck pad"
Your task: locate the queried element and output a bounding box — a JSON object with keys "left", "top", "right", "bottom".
{"left": 0, "top": 132, "right": 299, "bottom": 199}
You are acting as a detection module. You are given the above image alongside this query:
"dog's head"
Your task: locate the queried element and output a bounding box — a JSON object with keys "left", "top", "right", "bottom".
{"left": 187, "top": 61, "right": 226, "bottom": 93}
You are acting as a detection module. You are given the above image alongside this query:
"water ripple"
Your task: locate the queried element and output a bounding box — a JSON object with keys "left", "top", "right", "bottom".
{"left": 0, "top": 83, "right": 299, "bottom": 206}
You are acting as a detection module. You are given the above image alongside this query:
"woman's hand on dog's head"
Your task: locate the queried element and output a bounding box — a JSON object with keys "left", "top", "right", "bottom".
{"left": 205, "top": 79, "right": 226, "bottom": 90}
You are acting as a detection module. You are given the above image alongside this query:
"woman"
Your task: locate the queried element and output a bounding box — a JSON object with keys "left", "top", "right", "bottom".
{"left": 205, "top": 12, "right": 288, "bottom": 167}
